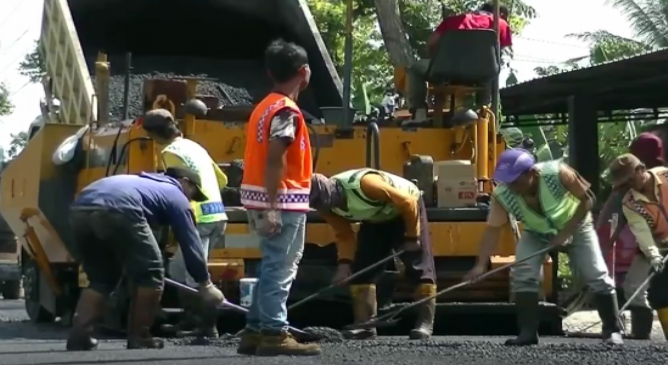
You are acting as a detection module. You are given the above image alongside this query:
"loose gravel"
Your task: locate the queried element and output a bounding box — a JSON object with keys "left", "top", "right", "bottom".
{"left": 88, "top": 55, "right": 268, "bottom": 122}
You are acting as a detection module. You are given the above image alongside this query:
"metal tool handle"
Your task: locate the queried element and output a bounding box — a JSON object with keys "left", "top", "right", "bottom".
{"left": 346, "top": 244, "right": 556, "bottom": 330}
{"left": 288, "top": 250, "right": 406, "bottom": 311}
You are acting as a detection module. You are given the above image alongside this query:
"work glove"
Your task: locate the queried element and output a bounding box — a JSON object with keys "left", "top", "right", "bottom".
{"left": 650, "top": 255, "right": 665, "bottom": 273}
{"left": 402, "top": 237, "right": 421, "bottom": 251}
{"left": 198, "top": 280, "right": 225, "bottom": 306}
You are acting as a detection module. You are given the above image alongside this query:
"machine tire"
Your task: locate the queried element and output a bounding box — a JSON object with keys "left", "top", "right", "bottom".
{"left": 23, "top": 260, "right": 54, "bottom": 323}
{"left": 1, "top": 280, "right": 22, "bottom": 300}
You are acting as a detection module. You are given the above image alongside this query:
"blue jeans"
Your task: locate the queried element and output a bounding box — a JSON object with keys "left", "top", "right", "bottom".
{"left": 244, "top": 210, "right": 306, "bottom": 334}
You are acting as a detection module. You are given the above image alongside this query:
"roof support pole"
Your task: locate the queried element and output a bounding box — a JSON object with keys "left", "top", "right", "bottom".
{"left": 568, "top": 95, "right": 600, "bottom": 196}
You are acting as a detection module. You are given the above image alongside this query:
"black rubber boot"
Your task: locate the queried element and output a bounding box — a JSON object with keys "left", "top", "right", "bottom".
{"left": 504, "top": 292, "right": 539, "bottom": 346}
{"left": 629, "top": 307, "right": 654, "bottom": 340}
{"left": 66, "top": 289, "right": 105, "bottom": 351}
{"left": 409, "top": 284, "right": 436, "bottom": 340}
{"left": 127, "top": 288, "right": 165, "bottom": 349}
{"left": 594, "top": 293, "right": 624, "bottom": 345}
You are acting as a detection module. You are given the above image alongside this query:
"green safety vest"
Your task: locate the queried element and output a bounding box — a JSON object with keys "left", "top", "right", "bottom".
{"left": 493, "top": 161, "right": 590, "bottom": 239}
{"left": 163, "top": 138, "right": 227, "bottom": 224}
{"left": 331, "top": 168, "right": 420, "bottom": 222}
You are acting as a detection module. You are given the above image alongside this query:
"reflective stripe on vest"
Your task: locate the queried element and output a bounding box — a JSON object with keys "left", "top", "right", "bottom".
{"left": 623, "top": 169, "right": 668, "bottom": 242}
{"left": 163, "top": 138, "right": 227, "bottom": 224}
{"left": 493, "top": 161, "right": 585, "bottom": 239}
{"left": 331, "top": 168, "right": 420, "bottom": 222}
{"left": 241, "top": 93, "right": 312, "bottom": 211}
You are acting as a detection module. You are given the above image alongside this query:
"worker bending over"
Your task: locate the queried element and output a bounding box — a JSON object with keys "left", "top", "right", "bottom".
{"left": 597, "top": 133, "right": 665, "bottom": 339}
{"left": 142, "top": 108, "right": 228, "bottom": 338}
{"left": 406, "top": 2, "right": 513, "bottom": 123}
{"left": 237, "top": 39, "right": 320, "bottom": 357}
{"left": 65, "top": 167, "right": 224, "bottom": 351}
{"left": 608, "top": 153, "right": 668, "bottom": 340}
{"left": 310, "top": 169, "right": 436, "bottom": 340}
{"left": 465, "top": 148, "right": 623, "bottom": 345}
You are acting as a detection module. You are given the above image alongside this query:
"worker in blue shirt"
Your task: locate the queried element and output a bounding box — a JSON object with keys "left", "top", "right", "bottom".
{"left": 64, "top": 167, "right": 224, "bottom": 351}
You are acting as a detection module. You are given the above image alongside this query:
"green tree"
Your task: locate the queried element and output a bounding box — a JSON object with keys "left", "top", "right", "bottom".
{"left": 18, "top": 41, "right": 46, "bottom": 84}
{"left": 6, "top": 132, "right": 28, "bottom": 159}
{"left": 0, "top": 83, "right": 13, "bottom": 116}
{"left": 307, "top": 0, "right": 537, "bottom": 108}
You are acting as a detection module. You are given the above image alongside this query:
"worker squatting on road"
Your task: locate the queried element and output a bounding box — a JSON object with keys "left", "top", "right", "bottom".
{"left": 608, "top": 153, "right": 668, "bottom": 341}
{"left": 465, "top": 148, "right": 624, "bottom": 346}
{"left": 64, "top": 167, "right": 225, "bottom": 351}
{"left": 237, "top": 39, "right": 321, "bottom": 357}
{"left": 596, "top": 133, "right": 665, "bottom": 339}
{"left": 141, "top": 108, "right": 229, "bottom": 338}
{"left": 309, "top": 169, "right": 436, "bottom": 340}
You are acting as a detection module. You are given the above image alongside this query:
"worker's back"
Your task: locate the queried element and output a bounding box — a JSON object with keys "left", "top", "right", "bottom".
{"left": 74, "top": 173, "right": 188, "bottom": 225}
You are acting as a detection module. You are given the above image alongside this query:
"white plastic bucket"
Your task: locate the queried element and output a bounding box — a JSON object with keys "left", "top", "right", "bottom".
{"left": 239, "top": 278, "right": 258, "bottom": 307}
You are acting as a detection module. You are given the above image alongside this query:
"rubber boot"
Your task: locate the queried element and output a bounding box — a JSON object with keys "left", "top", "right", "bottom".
{"left": 341, "top": 285, "right": 378, "bottom": 340}
{"left": 126, "top": 287, "right": 165, "bottom": 349}
{"left": 657, "top": 307, "right": 668, "bottom": 341}
{"left": 594, "top": 293, "right": 624, "bottom": 345}
{"left": 504, "top": 292, "right": 539, "bottom": 346}
{"left": 409, "top": 283, "right": 436, "bottom": 340}
{"left": 66, "top": 289, "right": 105, "bottom": 351}
{"left": 629, "top": 307, "right": 654, "bottom": 340}
{"left": 237, "top": 328, "right": 263, "bottom": 355}
{"left": 256, "top": 331, "right": 322, "bottom": 357}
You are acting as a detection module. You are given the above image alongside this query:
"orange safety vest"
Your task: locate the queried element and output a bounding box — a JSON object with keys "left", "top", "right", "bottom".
{"left": 622, "top": 169, "right": 668, "bottom": 242}
{"left": 241, "top": 92, "right": 312, "bottom": 211}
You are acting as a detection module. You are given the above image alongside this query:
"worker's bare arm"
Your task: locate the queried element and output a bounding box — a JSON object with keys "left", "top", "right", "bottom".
{"left": 476, "top": 197, "right": 507, "bottom": 264}
{"left": 265, "top": 108, "right": 298, "bottom": 208}
{"left": 554, "top": 165, "right": 593, "bottom": 244}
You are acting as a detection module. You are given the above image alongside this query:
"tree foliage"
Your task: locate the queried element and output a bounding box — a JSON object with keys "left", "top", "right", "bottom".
{"left": 0, "top": 83, "right": 12, "bottom": 116}
{"left": 6, "top": 132, "right": 28, "bottom": 159}
{"left": 307, "top": 0, "right": 536, "bottom": 108}
{"left": 18, "top": 41, "right": 46, "bottom": 84}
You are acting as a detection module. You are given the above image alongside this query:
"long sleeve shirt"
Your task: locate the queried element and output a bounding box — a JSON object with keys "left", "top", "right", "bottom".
{"left": 74, "top": 173, "right": 210, "bottom": 283}
{"left": 621, "top": 167, "right": 668, "bottom": 260}
{"left": 318, "top": 174, "right": 419, "bottom": 262}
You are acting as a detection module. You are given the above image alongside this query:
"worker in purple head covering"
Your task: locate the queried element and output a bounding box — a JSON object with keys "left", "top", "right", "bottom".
{"left": 464, "top": 148, "right": 623, "bottom": 346}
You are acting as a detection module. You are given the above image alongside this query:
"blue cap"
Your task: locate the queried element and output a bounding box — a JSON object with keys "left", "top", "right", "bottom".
{"left": 493, "top": 148, "right": 535, "bottom": 183}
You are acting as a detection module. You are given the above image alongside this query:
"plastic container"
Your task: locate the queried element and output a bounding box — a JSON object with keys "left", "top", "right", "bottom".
{"left": 239, "top": 278, "right": 258, "bottom": 307}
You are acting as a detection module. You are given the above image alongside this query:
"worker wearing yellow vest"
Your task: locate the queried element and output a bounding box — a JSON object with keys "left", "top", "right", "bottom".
{"left": 236, "top": 39, "right": 320, "bottom": 357}
{"left": 141, "top": 108, "right": 228, "bottom": 338}
{"left": 309, "top": 169, "right": 436, "bottom": 340}
{"left": 464, "top": 148, "right": 623, "bottom": 345}
{"left": 608, "top": 153, "right": 668, "bottom": 341}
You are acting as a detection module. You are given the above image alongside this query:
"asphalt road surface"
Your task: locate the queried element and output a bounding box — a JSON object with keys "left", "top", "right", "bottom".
{"left": 1, "top": 300, "right": 667, "bottom": 365}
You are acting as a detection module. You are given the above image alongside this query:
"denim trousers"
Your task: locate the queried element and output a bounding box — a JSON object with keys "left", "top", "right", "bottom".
{"left": 244, "top": 210, "right": 306, "bottom": 334}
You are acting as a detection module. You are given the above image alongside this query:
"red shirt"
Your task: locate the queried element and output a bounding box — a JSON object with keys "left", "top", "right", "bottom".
{"left": 434, "top": 11, "right": 512, "bottom": 48}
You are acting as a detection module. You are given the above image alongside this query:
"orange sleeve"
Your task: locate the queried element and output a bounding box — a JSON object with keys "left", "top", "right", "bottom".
{"left": 360, "top": 174, "right": 420, "bottom": 238}
{"left": 319, "top": 209, "right": 357, "bottom": 262}
{"left": 487, "top": 196, "right": 509, "bottom": 227}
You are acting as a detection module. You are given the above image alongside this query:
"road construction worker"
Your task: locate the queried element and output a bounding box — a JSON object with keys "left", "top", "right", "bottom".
{"left": 141, "top": 107, "right": 228, "bottom": 338}
{"left": 236, "top": 39, "right": 320, "bottom": 357}
{"left": 465, "top": 148, "right": 623, "bottom": 345}
{"left": 65, "top": 167, "right": 224, "bottom": 351}
{"left": 608, "top": 153, "right": 668, "bottom": 341}
{"left": 406, "top": 2, "right": 512, "bottom": 124}
{"left": 309, "top": 169, "right": 436, "bottom": 340}
{"left": 597, "top": 132, "right": 665, "bottom": 339}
